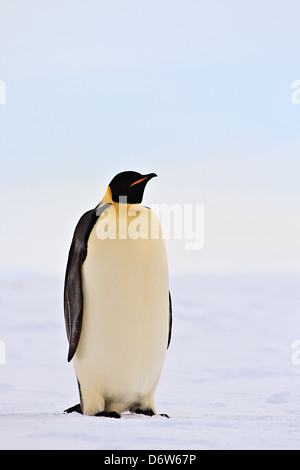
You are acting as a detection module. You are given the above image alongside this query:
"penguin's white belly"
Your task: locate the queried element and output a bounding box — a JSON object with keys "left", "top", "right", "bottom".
{"left": 73, "top": 205, "right": 169, "bottom": 415}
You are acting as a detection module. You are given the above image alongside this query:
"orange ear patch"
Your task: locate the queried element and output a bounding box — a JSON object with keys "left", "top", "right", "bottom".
{"left": 130, "top": 177, "right": 148, "bottom": 187}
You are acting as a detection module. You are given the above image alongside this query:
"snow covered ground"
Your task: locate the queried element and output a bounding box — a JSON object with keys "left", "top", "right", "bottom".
{"left": 0, "top": 269, "right": 300, "bottom": 450}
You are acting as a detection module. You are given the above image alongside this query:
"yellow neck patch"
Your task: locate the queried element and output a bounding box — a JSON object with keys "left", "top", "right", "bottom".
{"left": 107, "top": 186, "right": 113, "bottom": 201}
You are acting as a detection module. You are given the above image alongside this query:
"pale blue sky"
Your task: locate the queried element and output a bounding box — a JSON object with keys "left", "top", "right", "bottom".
{"left": 0, "top": 0, "right": 300, "bottom": 274}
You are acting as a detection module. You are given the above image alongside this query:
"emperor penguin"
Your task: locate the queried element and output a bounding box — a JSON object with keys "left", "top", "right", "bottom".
{"left": 64, "top": 171, "right": 172, "bottom": 418}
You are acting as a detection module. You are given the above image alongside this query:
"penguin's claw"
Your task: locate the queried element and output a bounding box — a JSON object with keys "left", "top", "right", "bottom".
{"left": 64, "top": 403, "right": 83, "bottom": 414}
{"left": 133, "top": 408, "right": 169, "bottom": 418}
{"left": 134, "top": 407, "right": 155, "bottom": 416}
{"left": 95, "top": 411, "right": 121, "bottom": 419}
{"left": 159, "top": 413, "right": 170, "bottom": 418}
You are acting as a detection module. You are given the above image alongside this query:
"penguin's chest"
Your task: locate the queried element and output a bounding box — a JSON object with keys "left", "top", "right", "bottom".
{"left": 75, "top": 206, "right": 169, "bottom": 392}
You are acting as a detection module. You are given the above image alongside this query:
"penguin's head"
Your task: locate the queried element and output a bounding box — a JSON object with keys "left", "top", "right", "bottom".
{"left": 108, "top": 171, "right": 157, "bottom": 204}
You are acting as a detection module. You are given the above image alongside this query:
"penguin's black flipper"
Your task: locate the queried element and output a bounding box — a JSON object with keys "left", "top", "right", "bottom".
{"left": 167, "top": 291, "right": 172, "bottom": 349}
{"left": 64, "top": 203, "right": 111, "bottom": 362}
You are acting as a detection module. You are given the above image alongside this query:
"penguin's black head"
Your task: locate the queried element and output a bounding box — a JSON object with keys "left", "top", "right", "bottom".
{"left": 108, "top": 171, "right": 157, "bottom": 204}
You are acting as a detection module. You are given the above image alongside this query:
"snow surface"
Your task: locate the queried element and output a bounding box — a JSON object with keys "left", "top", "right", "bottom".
{"left": 1, "top": 269, "right": 300, "bottom": 450}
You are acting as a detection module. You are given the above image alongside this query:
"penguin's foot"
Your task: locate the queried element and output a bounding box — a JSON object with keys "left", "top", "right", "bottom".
{"left": 134, "top": 407, "right": 155, "bottom": 416}
{"left": 133, "top": 408, "right": 169, "bottom": 418}
{"left": 64, "top": 403, "right": 83, "bottom": 414}
{"left": 95, "top": 411, "right": 121, "bottom": 419}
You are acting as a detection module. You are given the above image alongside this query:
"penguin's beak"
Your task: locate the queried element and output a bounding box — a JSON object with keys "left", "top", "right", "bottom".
{"left": 130, "top": 173, "right": 157, "bottom": 187}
